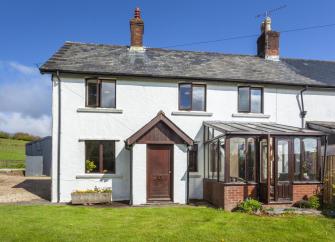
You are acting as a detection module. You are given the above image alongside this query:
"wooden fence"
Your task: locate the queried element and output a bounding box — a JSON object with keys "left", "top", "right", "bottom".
{"left": 324, "top": 155, "right": 335, "bottom": 205}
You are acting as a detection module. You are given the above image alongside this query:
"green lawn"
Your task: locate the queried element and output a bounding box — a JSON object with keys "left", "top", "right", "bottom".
{"left": 0, "top": 205, "right": 334, "bottom": 242}
{"left": 0, "top": 138, "right": 26, "bottom": 168}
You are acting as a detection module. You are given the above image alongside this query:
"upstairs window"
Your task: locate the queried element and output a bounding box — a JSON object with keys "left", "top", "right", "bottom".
{"left": 238, "top": 86, "right": 263, "bottom": 113}
{"left": 85, "top": 141, "right": 115, "bottom": 173}
{"left": 179, "top": 83, "right": 206, "bottom": 111}
{"left": 86, "top": 79, "right": 116, "bottom": 108}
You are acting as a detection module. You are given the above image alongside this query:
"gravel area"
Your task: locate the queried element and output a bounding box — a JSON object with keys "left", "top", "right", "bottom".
{"left": 0, "top": 174, "right": 50, "bottom": 203}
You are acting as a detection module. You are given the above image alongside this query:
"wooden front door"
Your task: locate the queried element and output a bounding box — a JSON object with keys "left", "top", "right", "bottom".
{"left": 147, "top": 145, "right": 173, "bottom": 202}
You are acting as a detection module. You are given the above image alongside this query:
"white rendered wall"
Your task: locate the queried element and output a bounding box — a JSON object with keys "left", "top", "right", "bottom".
{"left": 173, "top": 144, "right": 187, "bottom": 204}
{"left": 132, "top": 144, "right": 147, "bottom": 205}
{"left": 51, "top": 74, "right": 335, "bottom": 203}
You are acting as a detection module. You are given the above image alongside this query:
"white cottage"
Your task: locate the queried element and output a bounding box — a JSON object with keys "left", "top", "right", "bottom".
{"left": 40, "top": 8, "right": 335, "bottom": 210}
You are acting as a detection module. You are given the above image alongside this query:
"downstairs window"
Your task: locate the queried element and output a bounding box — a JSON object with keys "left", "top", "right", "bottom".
{"left": 85, "top": 141, "right": 115, "bottom": 173}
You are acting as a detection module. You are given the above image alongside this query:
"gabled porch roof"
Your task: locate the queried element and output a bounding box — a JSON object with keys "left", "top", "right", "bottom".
{"left": 126, "top": 111, "right": 194, "bottom": 146}
{"left": 204, "top": 121, "right": 325, "bottom": 136}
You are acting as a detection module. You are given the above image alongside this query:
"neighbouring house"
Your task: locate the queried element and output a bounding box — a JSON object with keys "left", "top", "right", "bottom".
{"left": 25, "top": 136, "right": 52, "bottom": 176}
{"left": 39, "top": 8, "right": 335, "bottom": 210}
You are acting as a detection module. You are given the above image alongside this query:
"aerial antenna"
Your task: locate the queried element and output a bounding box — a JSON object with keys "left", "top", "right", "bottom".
{"left": 256, "top": 5, "right": 287, "bottom": 19}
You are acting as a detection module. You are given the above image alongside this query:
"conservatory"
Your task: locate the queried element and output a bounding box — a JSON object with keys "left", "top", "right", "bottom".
{"left": 203, "top": 121, "right": 327, "bottom": 211}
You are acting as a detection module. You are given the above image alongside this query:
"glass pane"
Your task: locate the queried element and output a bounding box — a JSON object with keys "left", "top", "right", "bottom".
{"left": 294, "top": 138, "right": 301, "bottom": 180}
{"left": 230, "top": 138, "right": 246, "bottom": 182}
{"left": 260, "top": 140, "right": 268, "bottom": 182}
{"left": 219, "top": 138, "right": 225, "bottom": 181}
{"left": 85, "top": 141, "right": 99, "bottom": 173}
{"left": 209, "top": 142, "right": 218, "bottom": 179}
{"left": 238, "top": 87, "right": 250, "bottom": 112}
{"left": 188, "top": 144, "right": 198, "bottom": 172}
{"left": 250, "top": 88, "right": 262, "bottom": 113}
{"left": 101, "top": 81, "right": 116, "bottom": 108}
{"left": 277, "top": 140, "right": 289, "bottom": 181}
{"left": 192, "top": 85, "right": 205, "bottom": 111}
{"left": 179, "top": 84, "right": 192, "bottom": 110}
{"left": 87, "top": 80, "right": 98, "bottom": 106}
{"left": 102, "top": 141, "right": 115, "bottom": 173}
{"left": 204, "top": 143, "right": 209, "bottom": 178}
{"left": 247, "top": 138, "right": 256, "bottom": 181}
{"left": 302, "top": 138, "right": 318, "bottom": 181}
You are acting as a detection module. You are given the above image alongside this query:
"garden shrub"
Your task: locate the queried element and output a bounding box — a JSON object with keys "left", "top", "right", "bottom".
{"left": 237, "top": 198, "right": 262, "bottom": 213}
{"left": 295, "top": 195, "right": 320, "bottom": 209}
{"left": 308, "top": 195, "right": 320, "bottom": 209}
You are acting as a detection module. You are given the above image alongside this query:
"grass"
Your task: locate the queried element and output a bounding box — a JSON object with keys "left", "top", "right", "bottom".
{"left": 0, "top": 205, "right": 334, "bottom": 242}
{"left": 0, "top": 138, "right": 26, "bottom": 168}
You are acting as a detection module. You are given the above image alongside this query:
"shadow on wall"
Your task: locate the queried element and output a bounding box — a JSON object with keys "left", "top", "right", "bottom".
{"left": 13, "top": 179, "right": 51, "bottom": 201}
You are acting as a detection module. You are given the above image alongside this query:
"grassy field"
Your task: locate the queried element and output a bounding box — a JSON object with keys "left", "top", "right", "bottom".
{"left": 0, "top": 205, "right": 334, "bottom": 242}
{"left": 0, "top": 138, "right": 26, "bottom": 168}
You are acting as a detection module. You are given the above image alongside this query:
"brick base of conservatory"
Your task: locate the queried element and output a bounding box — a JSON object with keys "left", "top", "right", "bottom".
{"left": 203, "top": 179, "right": 322, "bottom": 211}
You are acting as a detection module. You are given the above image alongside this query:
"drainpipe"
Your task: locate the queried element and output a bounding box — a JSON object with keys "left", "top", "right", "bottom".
{"left": 55, "top": 71, "right": 62, "bottom": 203}
{"left": 300, "top": 86, "right": 308, "bottom": 128}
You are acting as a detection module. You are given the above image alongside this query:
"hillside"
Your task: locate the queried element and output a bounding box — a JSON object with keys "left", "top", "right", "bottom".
{"left": 0, "top": 138, "right": 27, "bottom": 161}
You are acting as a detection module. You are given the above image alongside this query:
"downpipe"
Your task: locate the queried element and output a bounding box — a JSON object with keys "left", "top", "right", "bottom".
{"left": 55, "top": 70, "right": 62, "bottom": 203}
{"left": 300, "top": 86, "right": 308, "bottom": 128}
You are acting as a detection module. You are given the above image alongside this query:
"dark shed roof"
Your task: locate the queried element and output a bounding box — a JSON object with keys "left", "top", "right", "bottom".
{"left": 204, "top": 121, "right": 325, "bottom": 136}
{"left": 307, "top": 121, "right": 335, "bottom": 134}
{"left": 40, "top": 42, "right": 335, "bottom": 87}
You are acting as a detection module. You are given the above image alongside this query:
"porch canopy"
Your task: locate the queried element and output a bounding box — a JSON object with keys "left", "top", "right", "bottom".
{"left": 204, "top": 121, "right": 325, "bottom": 136}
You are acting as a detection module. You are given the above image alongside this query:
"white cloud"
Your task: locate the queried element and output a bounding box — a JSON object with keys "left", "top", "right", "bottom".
{"left": 0, "top": 61, "right": 51, "bottom": 136}
{"left": 0, "top": 112, "right": 51, "bottom": 137}
{"left": 8, "top": 62, "right": 38, "bottom": 75}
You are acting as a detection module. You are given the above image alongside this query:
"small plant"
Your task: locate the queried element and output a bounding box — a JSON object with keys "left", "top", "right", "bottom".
{"left": 85, "top": 160, "right": 96, "bottom": 173}
{"left": 74, "top": 187, "right": 112, "bottom": 194}
{"left": 237, "top": 198, "right": 262, "bottom": 213}
{"left": 308, "top": 195, "right": 320, "bottom": 209}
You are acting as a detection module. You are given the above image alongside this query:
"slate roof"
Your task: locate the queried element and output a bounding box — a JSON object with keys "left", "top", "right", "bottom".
{"left": 40, "top": 41, "right": 335, "bottom": 87}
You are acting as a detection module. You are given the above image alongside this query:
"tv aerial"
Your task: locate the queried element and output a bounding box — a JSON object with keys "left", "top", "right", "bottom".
{"left": 256, "top": 5, "right": 287, "bottom": 19}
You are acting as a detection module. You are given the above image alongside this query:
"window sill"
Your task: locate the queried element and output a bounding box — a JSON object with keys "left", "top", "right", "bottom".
{"left": 76, "top": 174, "right": 123, "bottom": 179}
{"left": 171, "top": 111, "right": 213, "bottom": 117}
{"left": 77, "top": 108, "right": 123, "bottom": 114}
{"left": 232, "top": 113, "right": 270, "bottom": 118}
{"left": 292, "top": 181, "right": 322, "bottom": 184}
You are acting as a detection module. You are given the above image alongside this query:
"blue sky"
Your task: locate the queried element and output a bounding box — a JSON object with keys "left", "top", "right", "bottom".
{"left": 0, "top": 0, "right": 334, "bottom": 136}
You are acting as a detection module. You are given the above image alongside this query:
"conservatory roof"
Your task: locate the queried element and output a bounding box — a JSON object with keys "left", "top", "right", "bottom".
{"left": 203, "top": 121, "right": 325, "bottom": 136}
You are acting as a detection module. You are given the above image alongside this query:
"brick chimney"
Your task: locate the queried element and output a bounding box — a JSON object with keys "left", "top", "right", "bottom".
{"left": 257, "top": 17, "right": 280, "bottom": 61}
{"left": 129, "top": 7, "right": 144, "bottom": 51}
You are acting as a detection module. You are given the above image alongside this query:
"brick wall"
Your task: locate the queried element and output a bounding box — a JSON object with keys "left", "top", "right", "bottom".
{"left": 224, "top": 185, "right": 257, "bottom": 211}
{"left": 292, "top": 184, "right": 321, "bottom": 203}
{"left": 203, "top": 180, "right": 322, "bottom": 210}
{"left": 203, "top": 179, "right": 257, "bottom": 211}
